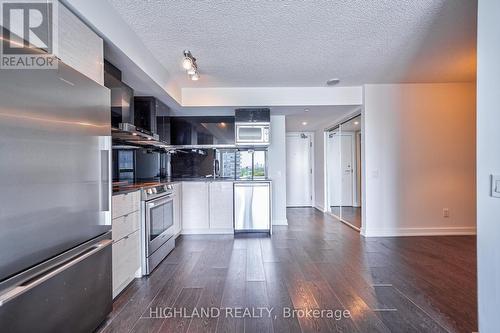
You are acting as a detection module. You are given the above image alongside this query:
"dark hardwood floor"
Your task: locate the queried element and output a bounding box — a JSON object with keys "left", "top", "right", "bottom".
{"left": 97, "top": 208, "right": 477, "bottom": 333}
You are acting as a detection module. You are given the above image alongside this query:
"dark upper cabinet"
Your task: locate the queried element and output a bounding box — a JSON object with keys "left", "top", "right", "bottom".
{"left": 170, "top": 116, "right": 235, "bottom": 146}
{"left": 134, "top": 97, "right": 157, "bottom": 136}
{"left": 157, "top": 116, "right": 171, "bottom": 145}
{"left": 134, "top": 96, "right": 171, "bottom": 143}
{"left": 104, "top": 60, "right": 134, "bottom": 128}
{"left": 235, "top": 108, "right": 270, "bottom": 123}
{"left": 171, "top": 118, "right": 193, "bottom": 145}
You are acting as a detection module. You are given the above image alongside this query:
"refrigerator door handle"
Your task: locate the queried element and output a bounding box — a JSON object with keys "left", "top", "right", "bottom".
{"left": 101, "top": 149, "right": 110, "bottom": 212}
{"left": 0, "top": 239, "right": 112, "bottom": 306}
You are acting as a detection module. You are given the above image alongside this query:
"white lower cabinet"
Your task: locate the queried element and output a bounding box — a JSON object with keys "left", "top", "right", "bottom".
{"left": 112, "top": 230, "right": 140, "bottom": 298}
{"left": 181, "top": 181, "right": 234, "bottom": 234}
{"left": 181, "top": 182, "right": 209, "bottom": 231}
{"left": 173, "top": 183, "right": 182, "bottom": 236}
{"left": 111, "top": 191, "right": 141, "bottom": 298}
{"left": 209, "top": 182, "right": 234, "bottom": 230}
{"left": 174, "top": 183, "right": 182, "bottom": 236}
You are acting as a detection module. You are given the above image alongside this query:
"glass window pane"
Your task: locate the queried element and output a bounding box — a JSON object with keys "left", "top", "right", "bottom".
{"left": 219, "top": 149, "right": 236, "bottom": 179}
{"left": 253, "top": 151, "right": 266, "bottom": 178}
{"left": 235, "top": 150, "right": 267, "bottom": 179}
{"left": 118, "top": 150, "right": 134, "bottom": 169}
{"left": 237, "top": 151, "right": 253, "bottom": 179}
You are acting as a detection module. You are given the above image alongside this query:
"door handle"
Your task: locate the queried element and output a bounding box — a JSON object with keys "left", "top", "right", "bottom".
{"left": 0, "top": 239, "right": 112, "bottom": 306}
{"left": 146, "top": 196, "right": 173, "bottom": 209}
{"left": 100, "top": 149, "right": 110, "bottom": 212}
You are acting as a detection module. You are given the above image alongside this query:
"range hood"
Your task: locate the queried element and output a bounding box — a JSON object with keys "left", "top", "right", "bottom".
{"left": 105, "top": 60, "right": 161, "bottom": 147}
{"left": 115, "top": 95, "right": 161, "bottom": 142}
{"left": 117, "top": 123, "right": 159, "bottom": 141}
{"left": 112, "top": 119, "right": 165, "bottom": 150}
{"left": 112, "top": 95, "right": 174, "bottom": 149}
{"left": 112, "top": 124, "right": 166, "bottom": 149}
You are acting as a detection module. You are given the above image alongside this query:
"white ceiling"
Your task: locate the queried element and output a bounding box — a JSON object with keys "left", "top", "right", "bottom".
{"left": 107, "top": 0, "right": 476, "bottom": 89}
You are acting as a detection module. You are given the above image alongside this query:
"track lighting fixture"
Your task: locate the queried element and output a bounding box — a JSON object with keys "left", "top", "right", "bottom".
{"left": 182, "top": 50, "right": 200, "bottom": 81}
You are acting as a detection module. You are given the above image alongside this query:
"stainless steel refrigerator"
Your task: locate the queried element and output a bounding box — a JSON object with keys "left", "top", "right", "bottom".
{"left": 0, "top": 61, "right": 112, "bottom": 332}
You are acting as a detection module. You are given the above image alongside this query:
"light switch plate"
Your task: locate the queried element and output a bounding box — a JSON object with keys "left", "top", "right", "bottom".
{"left": 491, "top": 175, "right": 500, "bottom": 198}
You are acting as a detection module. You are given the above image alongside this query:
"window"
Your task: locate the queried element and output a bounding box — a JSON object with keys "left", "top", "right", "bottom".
{"left": 236, "top": 150, "right": 267, "bottom": 179}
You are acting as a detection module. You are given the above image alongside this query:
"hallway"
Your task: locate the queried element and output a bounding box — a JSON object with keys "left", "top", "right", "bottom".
{"left": 98, "top": 208, "right": 477, "bottom": 333}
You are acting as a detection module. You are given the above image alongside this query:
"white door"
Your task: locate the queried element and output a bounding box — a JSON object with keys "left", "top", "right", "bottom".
{"left": 286, "top": 133, "right": 312, "bottom": 207}
{"left": 327, "top": 132, "right": 354, "bottom": 207}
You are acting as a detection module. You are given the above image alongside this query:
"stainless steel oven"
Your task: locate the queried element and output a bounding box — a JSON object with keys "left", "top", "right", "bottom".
{"left": 141, "top": 184, "right": 175, "bottom": 275}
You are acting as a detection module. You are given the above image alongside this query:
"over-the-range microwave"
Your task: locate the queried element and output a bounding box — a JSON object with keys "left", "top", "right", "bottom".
{"left": 235, "top": 123, "right": 270, "bottom": 146}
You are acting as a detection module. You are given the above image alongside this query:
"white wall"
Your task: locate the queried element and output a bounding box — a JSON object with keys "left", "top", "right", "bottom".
{"left": 477, "top": 0, "right": 500, "bottom": 331}
{"left": 268, "top": 115, "right": 287, "bottom": 225}
{"left": 363, "top": 83, "right": 476, "bottom": 237}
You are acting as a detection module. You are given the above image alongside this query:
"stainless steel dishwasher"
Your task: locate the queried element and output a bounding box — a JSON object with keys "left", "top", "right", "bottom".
{"left": 234, "top": 181, "right": 271, "bottom": 233}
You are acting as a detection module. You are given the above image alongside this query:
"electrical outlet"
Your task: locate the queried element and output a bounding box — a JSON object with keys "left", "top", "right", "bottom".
{"left": 491, "top": 175, "right": 500, "bottom": 198}
{"left": 443, "top": 208, "right": 450, "bottom": 218}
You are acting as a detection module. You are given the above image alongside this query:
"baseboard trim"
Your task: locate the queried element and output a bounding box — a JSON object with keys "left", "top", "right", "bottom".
{"left": 314, "top": 204, "right": 326, "bottom": 213}
{"left": 181, "top": 228, "right": 234, "bottom": 235}
{"left": 363, "top": 226, "right": 477, "bottom": 237}
{"left": 272, "top": 219, "right": 288, "bottom": 226}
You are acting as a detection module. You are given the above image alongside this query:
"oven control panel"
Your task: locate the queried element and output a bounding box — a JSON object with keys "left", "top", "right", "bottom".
{"left": 142, "top": 184, "right": 174, "bottom": 201}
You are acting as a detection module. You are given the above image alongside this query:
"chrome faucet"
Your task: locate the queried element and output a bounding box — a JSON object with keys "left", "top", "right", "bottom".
{"left": 213, "top": 158, "right": 220, "bottom": 179}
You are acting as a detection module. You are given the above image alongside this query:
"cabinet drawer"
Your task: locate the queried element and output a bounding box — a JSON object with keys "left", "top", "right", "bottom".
{"left": 112, "top": 211, "right": 140, "bottom": 242}
{"left": 112, "top": 230, "right": 140, "bottom": 296}
{"left": 112, "top": 191, "right": 140, "bottom": 219}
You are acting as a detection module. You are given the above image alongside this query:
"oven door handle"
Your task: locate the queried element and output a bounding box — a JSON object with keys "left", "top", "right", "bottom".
{"left": 146, "top": 195, "right": 173, "bottom": 208}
